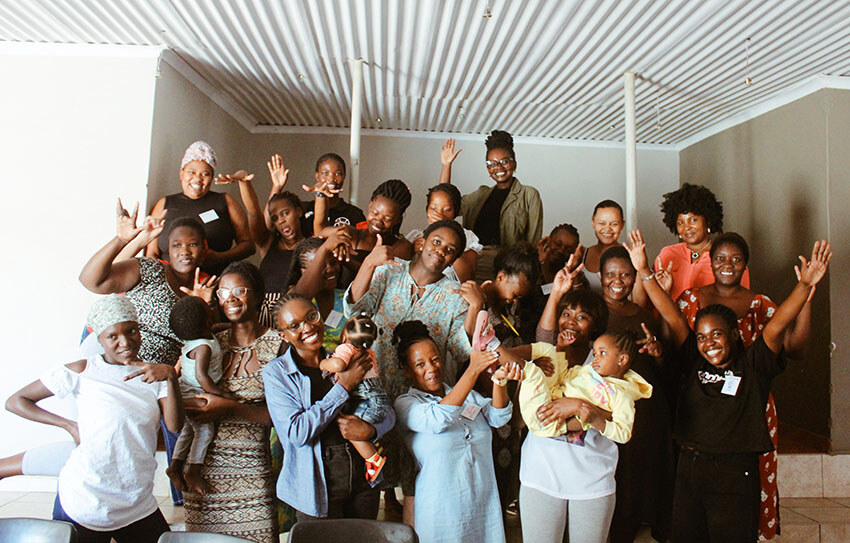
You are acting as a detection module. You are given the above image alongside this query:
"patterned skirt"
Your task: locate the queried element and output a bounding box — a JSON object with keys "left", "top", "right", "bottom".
{"left": 759, "top": 393, "right": 780, "bottom": 540}
{"left": 184, "top": 418, "right": 277, "bottom": 543}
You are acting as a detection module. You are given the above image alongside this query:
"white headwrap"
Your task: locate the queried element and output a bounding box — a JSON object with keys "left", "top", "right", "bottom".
{"left": 87, "top": 295, "right": 138, "bottom": 336}
{"left": 181, "top": 140, "right": 217, "bottom": 170}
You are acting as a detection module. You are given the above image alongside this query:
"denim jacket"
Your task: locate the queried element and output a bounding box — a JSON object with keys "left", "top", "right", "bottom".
{"left": 263, "top": 345, "right": 396, "bottom": 517}
{"left": 459, "top": 177, "right": 543, "bottom": 246}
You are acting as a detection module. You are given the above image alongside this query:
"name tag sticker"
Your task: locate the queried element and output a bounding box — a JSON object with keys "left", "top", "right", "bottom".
{"left": 325, "top": 310, "right": 343, "bottom": 328}
{"left": 461, "top": 403, "right": 482, "bottom": 421}
{"left": 721, "top": 375, "right": 741, "bottom": 396}
{"left": 198, "top": 209, "right": 219, "bottom": 223}
{"left": 541, "top": 283, "right": 554, "bottom": 295}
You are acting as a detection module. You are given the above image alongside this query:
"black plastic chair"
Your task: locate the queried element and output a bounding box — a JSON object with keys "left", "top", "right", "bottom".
{"left": 290, "top": 519, "right": 419, "bottom": 543}
{"left": 158, "top": 532, "right": 255, "bottom": 542}
{"left": 0, "top": 517, "right": 77, "bottom": 543}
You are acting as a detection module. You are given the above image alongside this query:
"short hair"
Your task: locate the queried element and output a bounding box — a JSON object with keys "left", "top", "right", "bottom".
{"left": 426, "top": 184, "right": 462, "bottom": 216}
{"left": 167, "top": 217, "right": 206, "bottom": 241}
{"left": 550, "top": 223, "right": 579, "bottom": 239}
{"left": 485, "top": 130, "right": 515, "bottom": 159}
{"left": 709, "top": 231, "right": 750, "bottom": 265}
{"left": 494, "top": 242, "right": 540, "bottom": 285}
{"left": 600, "top": 246, "right": 635, "bottom": 274}
{"left": 695, "top": 304, "right": 741, "bottom": 348}
{"left": 315, "top": 153, "right": 346, "bottom": 176}
{"left": 169, "top": 296, "right": 209, "bottom": 341}
{"left": 220, "top": 261, "right": 265, "bottom": 304}
{"left": 593, "top": 200, "right": 624, "bottom": 220}
{"left": 268, "top": 190, "right": 302, "bottom": 211}
{"left": 660, "top": 183, "right": 724, "bottom": 235}
{"left": 343, "top": 313, "right": 378, "bottom": 349}
{"left": 604, "top": 330, "right": 640, "bottom": 365}
{"left": 557, "top": 290, "right": 609, "bottom": 341}
{"left": 271, "top": 292, "right": 313, "bottom": 330}
{"left": 287, "top": 237, "right": 325, "bottom": 288}
{"left": 392, "top": 320, "right": 434, "bottom": 369}
{"left": 422, "top": 219, "right": 466, "bottom": 256}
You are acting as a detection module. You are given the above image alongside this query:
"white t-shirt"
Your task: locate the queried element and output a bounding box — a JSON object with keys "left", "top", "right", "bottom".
{"left": 519, "top": 351, "right": 618, "bottom": 500}
{"left": 41, "top": 355, "right": 168, "bottom": 530}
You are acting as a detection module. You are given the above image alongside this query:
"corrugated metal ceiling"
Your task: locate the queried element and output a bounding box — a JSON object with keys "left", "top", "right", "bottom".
{"left": 2, "top": 0, "right": 850, "bottom": 144}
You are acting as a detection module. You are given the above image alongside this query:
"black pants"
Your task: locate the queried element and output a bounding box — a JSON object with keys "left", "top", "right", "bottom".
{"left": 53, "top": 495, "right": 169, "bottom": 543}
{"left": 295, "top": 442, "right": 380, "bottom": 522}
{"left": 671, "top": 448, "right": 760, "bottom": 543}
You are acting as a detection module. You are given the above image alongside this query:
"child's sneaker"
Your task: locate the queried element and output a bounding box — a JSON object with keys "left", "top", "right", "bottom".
{"left": 365, "top": 453, "right": 386, "bottom": 484}
{"left": 472, "top": 310, "right": 497, "bottom": 351}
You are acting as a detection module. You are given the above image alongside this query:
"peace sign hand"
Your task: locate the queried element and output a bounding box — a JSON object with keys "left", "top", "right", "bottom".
{"left": 637, "top": 322, "right": 662, "bottom": 358}
{"left": 552, "top": 254, "right": 585, "bottom": 297}
{"left": 116, "top": 198, "right": 143, "bottom": 242}
{"left": 179, "top": 268, "right": 220, "bottom": 303}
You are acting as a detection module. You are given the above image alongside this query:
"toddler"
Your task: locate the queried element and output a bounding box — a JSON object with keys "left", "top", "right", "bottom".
{"left": 519, "top": 330, "right": 653, "bottom": 443}
{"left": 166, "top": 296, "right": 229, "bottom": 494}
{"left": 320, "top": 314, "right": 391, "bottom": 484}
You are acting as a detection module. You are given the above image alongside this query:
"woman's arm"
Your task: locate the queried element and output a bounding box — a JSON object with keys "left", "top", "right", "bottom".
{"left": 440, "top": 350, "right": 499, "bottom": 406}
{"left": 191, "top": 345, "right": 233, "bottom": 398}
{"left": 538, "top": 255, "right": 584, "bottom": 332}
{"left": 157, "top": 368, "right": 184, "bottom": 433}
{"left": 439, "top": 138, "right": 461, "bottom": 184}
{"left": 392, "top": 237, "right": 414, "bottom": 261}
{"left": 202, "top": 193, "right": 256, "bottom": 267}
{"left": 263, "top": 154, "right": 289, "bottom": 231}
{"left": 784, "top": 265, "right": 817, "bottom": 358}
{"left": 116, "top": 214, "right": 166, "bottom": 261}
{"left": 186, "top": 393, "right": 272, "bottom": 426}
{"left": 454, "top": 281, "right": 485, "bottom": 337}
{"left": 452, "top": 250, "right": 478, "bottom": 282}
{"left": 144, "top": 197, "right": 167, "bottom": 258}
{"left": 227, "top": 173, "right": 273, "bottom": 251}
{"left": 79, "top": 199, "right": 145, "bottom": 293}
{"left": 346, "top": 234, "right": 398, "bottom": 304}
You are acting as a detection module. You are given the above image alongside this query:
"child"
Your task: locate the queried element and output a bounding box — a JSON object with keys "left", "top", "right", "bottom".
{"left": 517, "top": 330, "right": 653, "bottom": 443}
{"left": 166, "top": 295, "right": 229, "bottom": 495}
{"left": 5, "top": 295, "right": 183, "bottom": 543}
{"left": 319, "top": 313, "right": 391, "bottom": 484}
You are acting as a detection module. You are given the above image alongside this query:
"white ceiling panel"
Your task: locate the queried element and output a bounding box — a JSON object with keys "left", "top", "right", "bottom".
{"left": 2, "top": 0, "right": 850, "bottom": 144}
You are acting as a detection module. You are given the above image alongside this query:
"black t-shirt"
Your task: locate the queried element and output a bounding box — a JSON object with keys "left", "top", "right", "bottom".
{"left": 473, "top": 187, "right": 510, "bottom": 245}
{"left": 159, "top": 191, "right": 235, "bottom": 276}
{"left": 295, "top": 362, "right": 346, "bottom": 448}
{"left": 259, "top": 242, "right": 294, "bottom": 294}
{"left": 301, "top": 198, "right": 366, "bottom": 236}
{"left": 673, "top": 334, "right": 786, "bottom": 454}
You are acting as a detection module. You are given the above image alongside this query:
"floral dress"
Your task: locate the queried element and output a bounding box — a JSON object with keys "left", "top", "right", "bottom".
{"left": 677, "top": 289, "right": 780, "bottom": 540}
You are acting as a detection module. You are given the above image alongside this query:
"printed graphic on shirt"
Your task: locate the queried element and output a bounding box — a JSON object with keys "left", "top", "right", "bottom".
{"left": 334, "top": 217, "right": 352, "bottom": 227}
{"left": 697, "top": 368, "right": 735, "bottom": 384}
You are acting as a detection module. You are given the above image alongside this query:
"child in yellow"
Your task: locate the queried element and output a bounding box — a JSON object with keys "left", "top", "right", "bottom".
{"left": 518, "top": 331, "right": 652, "bottom": 443}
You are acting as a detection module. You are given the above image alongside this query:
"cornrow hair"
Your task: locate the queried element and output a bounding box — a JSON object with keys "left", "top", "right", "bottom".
{"left": 315, "top": 153, "right": 346, "bottom": 176}
{"left": 607, "top": 330, "right": 640, "bottom": 366}
{"left": 371, "top": 179, "right": 412, "bottom": 214}
{"left": 167, "top": 216, "right": 206, "bottom": 241}
{"left": 660, "top": 183, "right": 724, "bottom": 235}
{"left": 551, "top": 223, "right": 579, "bottom": 239}
{"left": 169, "top": 296, "right": 209, "bottom": 341}
{"left": 220, "top": 261, "right": 265, "bottom": 304}
{"left": 287, "top": 237, "right": 325, "bottom": 288}
{"left": 709, "top": 231, "right": 750, "bottom": 265}
{"left": 600, "top": 246, "right": 635, "bottom": 274}
{"left": 695, "top": 303, "right": 740, "bottom": 340}
{"left": 485, "top": 129, "right": 515, "bottom": 159}
{"left": 392, "top": 320, "right": 434, "bottom": 369}
{"left": 269, "top": 190, "right": 302, "bottom": 211}
{"left": 343, "top": 313, "right": 378, "bottom": 349}
{"left": 593, "top": 199, "right": 624, "bottom": 220}
{"left": 426, "top": 183, "right": 462, "bottom": 216}
{"left": 271, "top": 292, "right": 313, "bottom": 330}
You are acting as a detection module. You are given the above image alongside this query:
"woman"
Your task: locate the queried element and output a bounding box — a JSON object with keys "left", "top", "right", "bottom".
{"left": 179, "top": 262, "right": 280, "bottom": 542}
{"left": 583, "top": 200, "right": 625, "bottom": 293}
{"left": 405, "top": 183, "right": 483, "bottom": 282}
{"left": 394, "top": 320, "right": 519, "bottom": 543}
{"left": 520, "top": 264, "right": 618, "bottom": 543}
{"left": 598, "top": 246, "right": 674, "bottom": 543}
{"left": 146, "top": 140, "right": 254, "bottom": 276}
{"left": 263, "top": 293, "right": 395, "bottom": 520}
{"left": 674, "top": 232, "right": 812, "bottom": 541}
{"left": 300, "top": 153, "right": 366, "bottom": 234}
{"left": 538, "top": 223, "right": 581, "bottom": 286}
{"left": 215, "top": 157, "right": 306, "bottom": 327}
{"left": 439, "top": 133, "right": 543, "bottom": 282}
{"left": 654, "top": 183, "right": 750, "bottom": 301}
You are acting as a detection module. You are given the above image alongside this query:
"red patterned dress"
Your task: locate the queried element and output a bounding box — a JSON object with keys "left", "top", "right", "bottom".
{"left": 677, "top": 289, "right": 780, "bottom": 540}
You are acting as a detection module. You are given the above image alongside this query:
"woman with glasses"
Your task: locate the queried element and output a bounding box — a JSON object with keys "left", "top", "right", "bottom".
{"left": 439, "top": 132, "right": 544, "bottom": 281}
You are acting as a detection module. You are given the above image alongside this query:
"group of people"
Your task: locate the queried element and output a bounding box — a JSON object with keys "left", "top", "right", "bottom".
{"left": 2, "top": 131, "right": 832, "bottom": 543}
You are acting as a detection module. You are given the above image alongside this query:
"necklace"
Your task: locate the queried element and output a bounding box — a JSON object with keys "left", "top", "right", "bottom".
{"left": 690, "top": 239, "right": 711, "bottom": 260}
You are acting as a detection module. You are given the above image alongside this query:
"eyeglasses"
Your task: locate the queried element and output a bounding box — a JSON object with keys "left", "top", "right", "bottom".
{"left": 215, "top": 286, "right": 251, "bottom": 301}
{"left": 485, "top": 158, "right": 515, "bottom": 170}
{"left": 283, "top": 310, "right": 322, "bottom": 333}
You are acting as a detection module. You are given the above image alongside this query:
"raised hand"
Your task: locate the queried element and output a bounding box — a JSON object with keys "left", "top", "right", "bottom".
{"left": 655, "top": 261, "right": 674, "bottom": 294}
{"left": 215, "top": 170, "right": 255, "bottom": 185}
{"left": 363, "top": 234, "right": 398, "bottom": 269}
{"left": 266, "top": 154, "right": 289, "bottom": 191}
{"left": 492, "top": 360, "right": 523, "bottom": 385}
{"left": 116, "top": 198, "right": 144, "bottom": 242}
{"left": 469, "top": 348, "right": 500, "bottom": 375}
{"left": 552, "top": 254, "right": 585, "bottom": 296}
{"left": 624, "top": 230, "right": 649, "bottom": 272}
{"left": 302, "top": 179, "right": 343, "bottom": 198}
{"left": 536, "top": 237, "right": 550, "bottom": 262}
{"left": 637, "top": 322, "right": 663, "bottom": 358}
{"left": 568, "top": 244, "right": 585, "bottom": 272}
{"left": 441, "top": 138, "right": 462, "bottom": 166}
{"left": 797, "top": 240, "right": 832, "bottom": 288}
{"left": 794, "top": 264, "right": 816, "bottom": 303}
{"left": 179, "top": 268, "right": 220, "bottom": 303}
{"left": 454, "top": 280, "right": 485, "bottom": 309}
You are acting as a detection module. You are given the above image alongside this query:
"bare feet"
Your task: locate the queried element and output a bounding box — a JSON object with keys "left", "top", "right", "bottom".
{"left": 166, "top": 460, "right": 187, "bottom": 492}
{"left": 184, "top": 463, "right": 211, "bottom": 495}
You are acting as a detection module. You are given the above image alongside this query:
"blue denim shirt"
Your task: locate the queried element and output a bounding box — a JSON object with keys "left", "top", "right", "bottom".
{"left": 263, "top": 345, "right": 396, "bottom": 517}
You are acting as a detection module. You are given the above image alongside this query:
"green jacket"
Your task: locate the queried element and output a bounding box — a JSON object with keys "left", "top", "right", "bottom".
{"left": 459, "top": 177, "right": 543, "bottom": 246}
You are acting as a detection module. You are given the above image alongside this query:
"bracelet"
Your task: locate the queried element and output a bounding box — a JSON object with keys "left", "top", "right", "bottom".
{"left": 641, "top": 272, "right": 655, "bottom": 282}
{"left": 315, "top": 192, "right": 326, "bottom": 198}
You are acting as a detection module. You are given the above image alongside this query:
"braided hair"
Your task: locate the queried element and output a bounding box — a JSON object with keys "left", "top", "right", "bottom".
{"left": 286, "top": 237, "right": 325, "bottom": 288}
{"left": 660, "top": 183, "right": 724, "bottom": 235}
{"left": 371, "top": 179, "right": 412, "bottom": 236}
{"left": 606, "top": 330, "right": 640, "bottom": 366}
{"left": 268, "top": 190, "right": 302, "bottom": 210}
{"left": 550, "top": 223, "right": 579, "bottom": 239}
{"left": 485, "top": 130, "right": 515, "bottom": 159}
{"left": 393, "top": 320, "right": 434, "bottom": 369}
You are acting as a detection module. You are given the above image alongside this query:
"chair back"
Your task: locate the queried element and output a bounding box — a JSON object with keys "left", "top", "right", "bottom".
{"left": 158, "top": 532, "right": 255, "bottom": 542}
{"left": 0, "top": 517, "right": 77, "bottom": 543}
{"left": 290, "top": 519, "right": 419, "bottom": 543}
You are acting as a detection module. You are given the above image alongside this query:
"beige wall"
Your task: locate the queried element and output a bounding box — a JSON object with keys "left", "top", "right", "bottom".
{"left": 679, "top": 90, "right": 840, "bottom": 444}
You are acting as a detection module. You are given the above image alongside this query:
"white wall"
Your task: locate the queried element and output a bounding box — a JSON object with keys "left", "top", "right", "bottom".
{"left": 0, "top": 44, "right": 159, "bottom": 490}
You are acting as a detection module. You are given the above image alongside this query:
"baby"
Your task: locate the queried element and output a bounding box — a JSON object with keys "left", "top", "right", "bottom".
{"left": 519, "top": 330, "right": 653, "bottom": 443}
{"left": 320, "top": 314, "right": 391, "bottom": 484}
{"left": 166, "top": 296, "right": 230, "bottom": 494}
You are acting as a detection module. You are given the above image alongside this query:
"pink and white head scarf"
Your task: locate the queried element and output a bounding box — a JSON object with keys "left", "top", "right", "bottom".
{"left": 181, "top": 140, "right": 217, "bottom": 170}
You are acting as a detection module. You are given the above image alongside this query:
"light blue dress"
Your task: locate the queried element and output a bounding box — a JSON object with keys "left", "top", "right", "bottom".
{"left": 395, "top": 384, "right": 512, "bottom": 543}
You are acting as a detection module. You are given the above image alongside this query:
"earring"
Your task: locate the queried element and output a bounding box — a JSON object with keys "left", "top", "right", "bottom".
{"left": 707, "top": 228, "right": 711, "bottom": 234}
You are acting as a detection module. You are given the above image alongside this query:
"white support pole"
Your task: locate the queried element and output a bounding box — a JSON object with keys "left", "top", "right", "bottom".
{"left": 624, "top": 71, "right": 638, "bottom": 232}
{"left": 349, "top": 58, "right": 365, "bottom": 206}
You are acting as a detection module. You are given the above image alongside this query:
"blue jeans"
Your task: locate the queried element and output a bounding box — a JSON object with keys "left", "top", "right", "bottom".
{"left": 347, "top": 377, "right": 391, "bottom": 425}
{"left": 53, "top": 494, "right": 169, "bottom": 543}
{"left": 294, "top": 443, "right": 379, "bottom": 521}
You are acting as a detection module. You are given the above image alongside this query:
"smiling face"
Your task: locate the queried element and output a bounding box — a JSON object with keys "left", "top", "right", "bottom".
{"left": 486, "top": 148, "right": 516, "bottom": 185}
{"left": 366, "top": 196, "right": 402, "bottom": 236}
{"left": 216, "top": 273, "right": 258, "bottom": 323}
{"left": 419, "top": 226, "right": 462, "bottom": 273}
{"left": 676, "top": 212, "right": 709, "bottom": 247}
{"left": 269, "top": 199, "right": 303, "bottom": 243}
{"left": 300, "top": 248, "right": 340, "bottom": 291}
{"left": 557, "top": 304, "right": 595, "bottom": 349}
{"left": 591, "top": 334, "right": 627, "bottom": 377}
{"left": 277, "top": 298, "right": 324, "bottom": 353}
{"left": 315, "top": 158, "right": 346, "bottom": 192}
{"left": 601, "top": 257, "right": 635, "bottom": 303}
{"left": 592, "top": 207, "right": 624, "bottom": 246}
{"left": 426, "top": 190, "right": 456, "bottom": 224}
{"left": 168, "top": 226, "right": 205, "bottom": 274}
{"left": 403, "top": 338, "right": 444, "bottom": 395}
{"left": 179, "top": 159, "right": 214, "bottom": 200}
{"left": 546, "top": 229, "right": 579, "bottom": 269}
{"left": 98, "top": 321, "right": 142, "bottom": 365}
{"left": 695, "top": 314, "right": 736, "bottom": 368}
{"left": 711, "top": 242, "right": 747, "bottom": 287}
